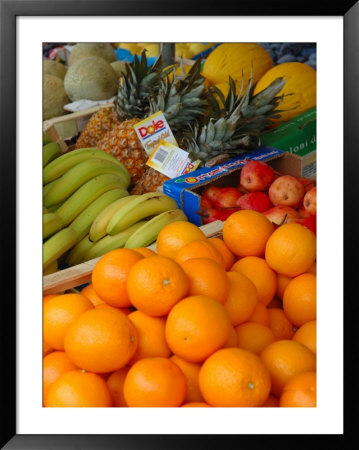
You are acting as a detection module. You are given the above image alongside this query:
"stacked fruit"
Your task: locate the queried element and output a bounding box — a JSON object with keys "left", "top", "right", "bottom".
{"left": 43, "top": 213, "right": 316, "bottom": 408}
{"left": 73, "top": 46, "right": 293, "bottom": 195}
{"left": 43, "top": 141, "right": 186, "bottom": 272}
{"left": 200, "top": 159, "right": 316, "bottom": 235}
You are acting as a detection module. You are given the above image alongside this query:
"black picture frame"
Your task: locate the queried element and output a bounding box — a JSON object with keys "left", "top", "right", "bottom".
{"left": 1, "top": 1, "right": 357, "bottom": 448}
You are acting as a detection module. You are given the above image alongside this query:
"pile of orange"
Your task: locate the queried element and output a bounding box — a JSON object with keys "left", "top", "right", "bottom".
{"left": 43, "top": 211, "right": 317, "bottom": 408}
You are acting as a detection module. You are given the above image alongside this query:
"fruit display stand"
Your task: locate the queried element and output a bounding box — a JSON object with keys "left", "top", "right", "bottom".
{"left": 43, "top": 220, "right": 224, "bottom": 295}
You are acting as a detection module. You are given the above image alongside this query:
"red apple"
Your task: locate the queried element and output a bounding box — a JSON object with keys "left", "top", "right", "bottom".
{"left": 236, "top": 192, "right": 272, "bottom": 213}
{"left": 203, "top": 186, "right": 242, "bottom": 209}
{"left": 296, "top": 176, "right": 316, "bottom": 193}
{"left": 200, "top": 196, "right": 214, "bottom": 212}
{"left": 268, "top": 175, "right": 305, "bottom": 209}
{"left": 239, "top": 160, "right": 275, "bottom": 192}
{"left": 303, "top": 187, "right": 317, "bottom": 216}
{"left": 202, "top": 186, "right": 222, "bottom": 205}
{"left": 262, "top": 205, "right": 300, "bottom": 226}
{"left": 201, "top": 207, "right": 240, "bottom": 224}
{"left": 298, "top": 205, "right": 311, "bottom": 218}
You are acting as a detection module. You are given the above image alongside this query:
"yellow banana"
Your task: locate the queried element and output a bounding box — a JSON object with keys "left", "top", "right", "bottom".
{"left": 68, "top": 188, "right": 129, "bottom": 242}
{"left": 43, "top": 178, "right": 59, "bottom": 199}
{"left": 43, "top": 147, "right": 130, "bottom": 186}
{"left": 89, "top": 195, "right": 140, "bottom": 243}
{"left": 43, "top": 212, "right": 64, "bottom": 240}
{"left": 43, "top": 227, "right": 78, "bottom": 270}
{"left": 106, "top": 192, "right": 178, "bottom": 235}
{"left": 84, "top": 221, "right": 148, "bottom": 262}
{"left": 43, "top": 259, "right": 58, "bottom": 275}
{"left": 43, "top": 142, "right": 61, "bottom": 167}
{"left": 44, "top": 158, "right": 129, "bottom": 208}
{"left": 55, "top": 173, "right": 127, "bottom": 227}
{"left": 124, "top": 209, "right": 188, "bottom": 249}
{"left": 43, "top": 132, "right": 53, "bottom": 145}
{"left": 66, "top": 234, "right": 95, "bottom": 267}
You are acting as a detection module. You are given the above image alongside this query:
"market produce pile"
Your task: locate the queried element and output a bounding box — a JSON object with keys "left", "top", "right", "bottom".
{"left": 43, "top": 206, "right": 317, "bottom": 408}
{"left": 43, "top": 42, "right": 317, "bottom": 409}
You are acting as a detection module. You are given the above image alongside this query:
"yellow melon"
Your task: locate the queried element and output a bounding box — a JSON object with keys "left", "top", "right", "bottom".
{"left": 202, "top": 43, "right": 274, "bottom": 91}
{"left": 253, "top": 62, "right": 316, "bottom": 123}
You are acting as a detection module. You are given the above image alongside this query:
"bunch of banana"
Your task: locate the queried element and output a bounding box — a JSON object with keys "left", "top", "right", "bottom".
{"left": 43, "top": 146, "right": 187, "bottom": 272}
{"left": 65, "top": 192, "right": 188, "bottom": 266}
{"left": 43, "top": 147, "right": 131, "bottom": 271}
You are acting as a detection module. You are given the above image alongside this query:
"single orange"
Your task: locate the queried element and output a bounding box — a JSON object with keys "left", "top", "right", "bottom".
{"left": 165, "top": 295, "right": 231, "bottom": 363}
{"left": 279, "top": 371, "right": 316, "bottom": 407}
{"left": 170, "top": 355, "right": 205, "bottom": 403}
{"left": 235, "top": 322, "right": 276, "bottom": 355}
{"left": 231, "top": 256, "right": 277, "bottom": 306}
{"left": 123, "top": 357, "right": 187, "bottom": 407}
{"left": 276, "top": 274, "right": 293, "bottom": 300}
{"left": 81, "top": 283, "right": 105, "bottom": 306}
{"left": 133, "top": 247, "right": 157, "bottom": 258}
{"left": 223, "top": 210, "right": 274, "bottom": 258}
{"left": 43, "top": 294, "right": 58, "bottom": 304}
{"left": 91, "top": 248, "right": 144, "bottom": 308}
{"left": 283, "top": 273, "right": 316, "bottom": 327}
{"left": 248, "top": 301, "right": 270, "bottom": 327}
{"left": 43, "top": 293, "right": 94, "bottom": 350}
{"left": 128, "top": 310, "right": 171, "bottom": 363}
{"left": 199, "top": 347, "right": 271, "bottom": 407}
{"left": 156, "top": 221, "right": 207, "bottom": 260}
{"left": 265, "top": 223, "right": 316, "bottom": 277}
{"left": 43, "top": 351, "right": 77, "bottom": 403}
{"left": 293, "top": 320, "right": 316, "bottom": 355}
{"left": 208, "top": 237, "right": 236, "bottom": 270}
{"left": 268, "top": 307, "right": 296, "bottom": 340}
{"left": 106, "top": 366, "right": 130, "bottom": 407}
{"left": 179, "top": 257, "right": 230, "bottom": 304}
{"left": 223, "top": 271, "right": 258, "bottom": 326}
{"left": 45, "top": 370, "right": 112, "bottom": 407}
{"left": 174, "top": 239, "right": 225, "bottom": 267}
{"left": 127, "top": 255, "right": 189, "bottom": 317}
{"left": 64, "top": 307, "right": 138, "bottom": 373}
{"left": 260, "top": 339, "right": 316, "bottom": 397}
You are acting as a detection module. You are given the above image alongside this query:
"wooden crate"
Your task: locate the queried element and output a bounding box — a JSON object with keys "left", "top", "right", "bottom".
{"left": 43, "top": 102, "right": 116, "bottom": 144}
{"left": 43, "top": 220, "right": 224, "bottom": 295}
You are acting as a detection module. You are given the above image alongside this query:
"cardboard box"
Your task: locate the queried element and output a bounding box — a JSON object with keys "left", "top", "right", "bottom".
{"left": 259, "top": 107, "right": 316, "bottom": 179}
{"left": 163, "top": 146, "right": 287, "bottom": 226}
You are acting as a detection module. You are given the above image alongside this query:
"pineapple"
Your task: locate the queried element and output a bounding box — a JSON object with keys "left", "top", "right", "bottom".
{"left": 75, "top": 105, "right": 120, "bottom": 149}
{"left": 98, "top": 57, "right": 208, "bottom": 192}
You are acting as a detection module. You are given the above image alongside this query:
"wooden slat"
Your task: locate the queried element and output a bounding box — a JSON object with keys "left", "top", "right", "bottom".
{"left": 43, "top": 221, "right": 224, "bottom": 295}
{"left": 43, "top": 102, "right": 115, "bottom": 131}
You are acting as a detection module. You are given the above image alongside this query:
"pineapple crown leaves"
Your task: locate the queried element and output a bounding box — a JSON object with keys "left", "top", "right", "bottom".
{"left": 149, "top": 58, "right": 209, "bottom": 130}
{"left": 116, "top": 50, "right": 164, "bottom": 120}
{"left": 181, "top": 72, "right": 291, "bottom": 163}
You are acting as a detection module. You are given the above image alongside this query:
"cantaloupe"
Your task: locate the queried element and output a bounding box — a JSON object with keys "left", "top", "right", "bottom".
{"left": 64, "top": 56, "right": 118, "bottom": 101}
